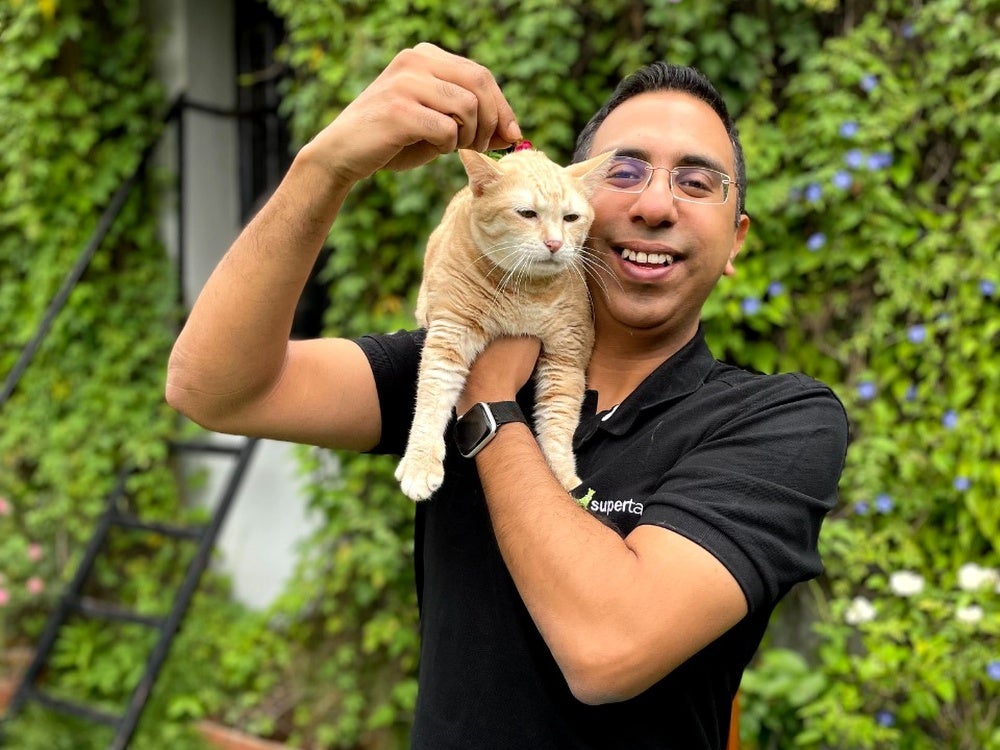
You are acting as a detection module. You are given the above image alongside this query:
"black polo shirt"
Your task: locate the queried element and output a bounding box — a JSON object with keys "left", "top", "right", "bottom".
{"left": 357, "top": 326, "right": 848, "bottom": 750}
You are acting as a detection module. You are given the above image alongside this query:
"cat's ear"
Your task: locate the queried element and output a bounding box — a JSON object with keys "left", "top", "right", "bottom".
{"left": 565, "top": 150, "right": 615, "bottom": 197}
{"left": 458, "top": 149, "right": 503, "bottom": 197}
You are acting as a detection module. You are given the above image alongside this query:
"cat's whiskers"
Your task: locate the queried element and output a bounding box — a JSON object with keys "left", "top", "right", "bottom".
{"left": 493, "top": 253, "right": 533, "bottom": 311}
{"left": 471, "top": 244, "right": 525, "bottom": 317}
{"left": 578, "top": 246, "right": 623, "bottom": 298}
{"left": 567, "top": 259, "right": 590, "bottom": 293}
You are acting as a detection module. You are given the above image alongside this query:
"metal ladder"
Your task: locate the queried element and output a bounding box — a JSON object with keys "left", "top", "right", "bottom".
{"left": 0, "top": 436, "right": 258, "bottom": 750}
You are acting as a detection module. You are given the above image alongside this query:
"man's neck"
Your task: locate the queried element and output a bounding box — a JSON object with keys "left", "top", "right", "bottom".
{"left": 586, "top": 322, "right": 699, "bottom": 410}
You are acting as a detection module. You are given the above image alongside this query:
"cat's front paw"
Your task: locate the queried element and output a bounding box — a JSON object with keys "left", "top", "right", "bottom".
{"left": 395, "top": 453, "right": 445, "bottom": 502}
{"left": 558, "top": 472, "right": 583, "bottom": 494}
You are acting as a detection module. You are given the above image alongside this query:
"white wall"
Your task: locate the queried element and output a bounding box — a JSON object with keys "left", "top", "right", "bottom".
{"left": 145, "top": 0, "right": 318, "bottom": 610}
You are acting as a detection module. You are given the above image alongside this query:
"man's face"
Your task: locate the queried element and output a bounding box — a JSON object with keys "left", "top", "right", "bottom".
{"left": 585, "top": 91, "right": 750, "bottom": 342}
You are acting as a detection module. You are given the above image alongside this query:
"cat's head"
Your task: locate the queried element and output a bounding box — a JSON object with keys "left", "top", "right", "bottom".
{"left": 458, "top": 147, "right": 614, "bottom": 278}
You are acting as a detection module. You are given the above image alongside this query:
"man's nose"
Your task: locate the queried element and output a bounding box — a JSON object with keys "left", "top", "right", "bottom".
{"left": 629, "top": 170, "right": 679, "bottom": 226}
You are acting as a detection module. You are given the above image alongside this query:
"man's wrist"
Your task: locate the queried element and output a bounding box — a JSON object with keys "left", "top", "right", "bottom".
{"left": 454, "top": 401, "right": 527, "bottom": 458}
{"left": 293, "top": 141, "right": 362, "bottom": 198}
{"left": 457, "top": 389, "right": 517, "bottom": 416}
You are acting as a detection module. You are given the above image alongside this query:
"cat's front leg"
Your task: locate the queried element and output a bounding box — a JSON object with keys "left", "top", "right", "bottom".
{"left": 532, "top": 347, "right": 588, "bottom": 493}
{"left": 396, "top": 324, "right": 481, "bottom": 501}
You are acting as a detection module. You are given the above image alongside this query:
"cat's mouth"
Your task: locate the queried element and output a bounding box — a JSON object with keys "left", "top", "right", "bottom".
{"left": 618, "top": 247, "right": 677, "bottom": 267}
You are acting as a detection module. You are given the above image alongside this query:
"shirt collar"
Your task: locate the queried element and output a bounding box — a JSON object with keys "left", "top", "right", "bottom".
{"left": 577, "top": 325, "right": 717, "bottom": 443}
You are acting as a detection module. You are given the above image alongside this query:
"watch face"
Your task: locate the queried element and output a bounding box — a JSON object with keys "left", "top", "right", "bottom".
{"left": 455, "top": 403, "right": 495, "bottom": 458}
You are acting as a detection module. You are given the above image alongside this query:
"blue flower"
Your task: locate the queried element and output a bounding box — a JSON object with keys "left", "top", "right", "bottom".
{"left": 767, "top": 281, "right": 785, "bottom": 297}
{"left": 981, "top": 280, "right": 996, "bottom": 297}
{"left": 904, "top": 384, "right": 918, "bottom": 402}
{"left": 845, "top": 149, "right": 865, "bottom": 169}
{"left": 807, "top": 232, "right": 827, "bottom": 252}
{"left": 854, "top": 501, "right": 869, "bottom": 515}
{"left": 875, "top": 494, "right": 894, "bottom": 513}
{"left": 839, "top": 121, "right": 859, "bottom": 138}
{"left": 988, "top": 661, "right": 1000, "bottom": 681}
{"left": 833, "top": 171, "right": 853, "bottom": 189}
{"left": 906, "top": 324, "right": 926, "bottom": 343}
{"left": 867, "top": 152, "right": 894, "bottom": 170}
{"left": 954, "top": 476, "right": 971, "bottom": 491}
{"left": 942, "top": 410, "right": 958, "bottom": 430}
{"left": 741, "top": 297, "right": 761, "bottom": 315}
{"left": 857, "top": 381, "right": 877, "bottom": 401}
{"left": 861, "top": 74, "right": 879, "bottom": 92}
{"left": 901, "top": 22, "right": 916, "bottom": 39}
{"left": 875, "top": 710, "right": 895, "bottom": 727}
{"left": 805, "top": 182, "right": 823, "bottom": 202}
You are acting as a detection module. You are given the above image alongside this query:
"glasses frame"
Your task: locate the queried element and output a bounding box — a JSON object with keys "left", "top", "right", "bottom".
{"left": 601, "top": 155, "right": 734, "bottom": 205}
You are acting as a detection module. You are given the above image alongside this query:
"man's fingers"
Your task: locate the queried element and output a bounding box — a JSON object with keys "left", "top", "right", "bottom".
{"left": 320, "top": 44, "right": 522, "bottom": 178}
{"left": 409, "top": 43, "right": 520, "bottom": 151}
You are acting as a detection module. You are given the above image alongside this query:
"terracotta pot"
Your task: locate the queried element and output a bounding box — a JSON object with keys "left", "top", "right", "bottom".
{"left": 0, "top": 647, "right": 34, "bottom": 712}
{"left": 196, "top": 720, "right": 299, "bottom": 750}
{"left": 0, "top": 677, "right": 15, "bottom": 713}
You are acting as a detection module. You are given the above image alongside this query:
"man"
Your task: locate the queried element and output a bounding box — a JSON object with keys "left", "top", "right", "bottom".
{"left": 167, "top": 43, "right": 848, "bottom": 749}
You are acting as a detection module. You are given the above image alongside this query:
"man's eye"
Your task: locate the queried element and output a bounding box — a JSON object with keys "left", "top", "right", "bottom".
{"left": 676, "top": 170, "right": 717, "bottom": 193}
{"left": 608, "top": 167, "right": 642, "bottom": 180}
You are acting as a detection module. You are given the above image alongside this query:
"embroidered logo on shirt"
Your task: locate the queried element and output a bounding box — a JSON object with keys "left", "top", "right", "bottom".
{"left": 577, "top": 488, "right": 644, "bottom": 517}
{"left": 586, "top": 497, "right": 645, "bottom": 516}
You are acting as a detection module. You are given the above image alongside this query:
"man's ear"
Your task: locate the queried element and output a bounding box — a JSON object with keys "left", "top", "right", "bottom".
{"left": 723, "top": 213, "right": 750, "bottom": 277}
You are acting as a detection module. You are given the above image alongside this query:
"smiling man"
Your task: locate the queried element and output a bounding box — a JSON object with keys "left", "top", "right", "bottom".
{"left": 167, "top": 44, "right": 848, "bottom": 750}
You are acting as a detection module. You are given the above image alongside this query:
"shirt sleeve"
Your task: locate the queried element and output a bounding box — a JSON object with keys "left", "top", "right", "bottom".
{"left": 354, "top": 329, "right": 425, "bottom": 456}
{"left": 638, "top": 374, "right": 849, "bottom": 614}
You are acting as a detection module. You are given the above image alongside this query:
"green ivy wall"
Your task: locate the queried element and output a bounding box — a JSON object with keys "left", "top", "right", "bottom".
{"left": 1, "top": 3, "right": 282, "bottom": 748}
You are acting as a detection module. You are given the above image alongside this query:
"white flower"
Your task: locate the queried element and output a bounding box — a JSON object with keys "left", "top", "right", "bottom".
{"left": 889, "top": 570, "right": 925, "bottom": 597}
{"left": 955, "top": 605, "right": 984, "bottom": 624}
{"left": 845, "top": 596, "right": 876, "bottom": 625}
{"left": 957, "top": 563, "right": 999, "bottom": 592}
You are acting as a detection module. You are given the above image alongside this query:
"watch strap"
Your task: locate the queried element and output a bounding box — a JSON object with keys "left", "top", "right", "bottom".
{"left": 484, "top": 401, "right": 526, "bottom": 426}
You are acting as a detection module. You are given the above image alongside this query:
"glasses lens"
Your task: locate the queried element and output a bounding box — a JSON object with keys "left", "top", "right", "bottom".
{"left": 605, "top": 156, "right": 650, "bottom": 192}
{"left": 673, "top": 167, "right": 727, "bottom": 202}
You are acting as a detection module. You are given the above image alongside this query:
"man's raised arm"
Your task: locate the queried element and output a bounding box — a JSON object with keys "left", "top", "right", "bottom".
{"left": 165, "top": 44, "right": 521, "bottom": 450}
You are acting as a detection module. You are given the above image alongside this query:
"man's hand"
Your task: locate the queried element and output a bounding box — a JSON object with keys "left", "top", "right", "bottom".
{"left": 302, "top": 43, "right": 522, "bottom": 187}
{"left": 457, "top": 336, "right": 541, "bottom": 415}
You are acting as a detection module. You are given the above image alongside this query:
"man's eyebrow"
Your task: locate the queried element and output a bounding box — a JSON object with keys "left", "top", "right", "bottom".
{"left": 676, "top": 153, "right": 732, "bottom": 177}
{"left": 612, "top": 146, "right": 651, "bottom": 161}
{"left": 612, "top": 147, "right": 731, "bottom": 178}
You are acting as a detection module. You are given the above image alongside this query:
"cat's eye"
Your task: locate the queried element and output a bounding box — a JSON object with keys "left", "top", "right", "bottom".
{"left": 517, "top": 209, "right": 538, "bottom": 219}
{"left": 564, "top": 214, "right": 580, "bottom": 223}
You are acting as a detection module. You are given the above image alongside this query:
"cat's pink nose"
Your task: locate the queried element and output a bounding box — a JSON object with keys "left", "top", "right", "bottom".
{"left": 545, "top": 239, "right": 562, "bottom": 253}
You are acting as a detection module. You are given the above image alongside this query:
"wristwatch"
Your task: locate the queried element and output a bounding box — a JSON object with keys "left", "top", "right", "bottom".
{"left": 454, "top": 401, "right": 527, "bottom": 458}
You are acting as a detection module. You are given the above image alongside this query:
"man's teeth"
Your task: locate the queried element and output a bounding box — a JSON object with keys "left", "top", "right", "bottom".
{"left": 621, "top": 248, "right": 674, "bottom": 265}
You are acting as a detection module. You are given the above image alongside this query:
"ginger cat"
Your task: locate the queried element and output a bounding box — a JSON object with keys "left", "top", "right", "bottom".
{"left": 395, "top": 146, "right": 612, "bottom": 501}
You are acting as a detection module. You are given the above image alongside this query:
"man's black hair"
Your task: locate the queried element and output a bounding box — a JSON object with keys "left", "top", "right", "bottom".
{"left": 573, "top": 63, "right": 747, "bottom": 220}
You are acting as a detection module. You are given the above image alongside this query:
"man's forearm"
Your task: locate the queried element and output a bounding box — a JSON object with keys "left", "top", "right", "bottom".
{"left": 473, "top": 425, "right": 649, "bottom": 700}
{"left": 475, "top": 419, "right": 747, "bottom": 705}
{"left": 166, "top": 149, "right": 352, "bottom": 423}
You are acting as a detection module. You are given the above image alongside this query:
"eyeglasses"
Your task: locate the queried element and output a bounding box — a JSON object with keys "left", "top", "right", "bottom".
{"left": 602, "top": 155, "right": 733, "bottom": 204}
